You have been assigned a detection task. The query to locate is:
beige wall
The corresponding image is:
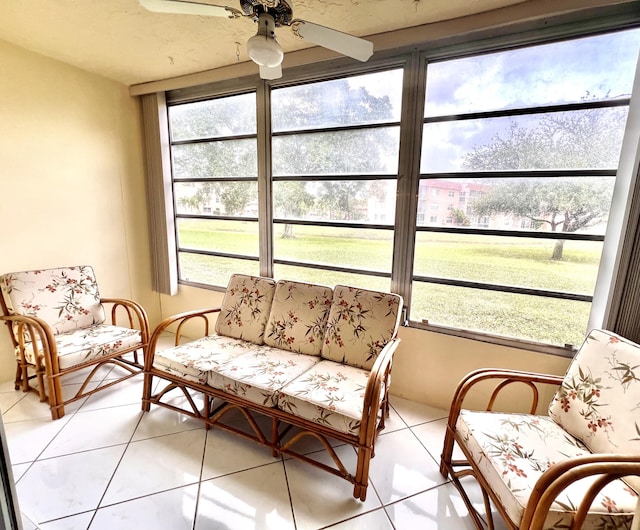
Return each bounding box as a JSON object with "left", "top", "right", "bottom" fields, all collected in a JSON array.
[
  {"left": 0, "top": 39, "right": 160, "bottom": 381},
  {"left": 392, "top": 327, "right": 570, "bottom": 411}
]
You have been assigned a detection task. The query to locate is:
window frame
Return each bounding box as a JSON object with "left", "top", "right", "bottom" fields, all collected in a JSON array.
[
  {"left": 167, "top": 88, "right": 262, "bottom": 288},
  {"left": 397, "top": 25, "right": 639, "bottom": 355},
  {"left": 268, "top": 66, "right": 405, "bottom": 286},
  {"left": 161, "top": 9, "right": 640, "bottom": 357}
]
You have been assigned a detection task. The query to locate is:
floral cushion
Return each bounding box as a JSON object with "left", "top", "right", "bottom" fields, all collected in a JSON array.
[
  {"left": 214, "top": 274, "right": 276, "bottom": 345},
  {"left": 549, "top": 329, "right": 640, "bottom": 452},
  {"left": 263, "top": 280, "right": 333, "bottom": 356},
  {"left": 321, "top": 285, "right": 402, "bottom": 370},
  {"left": 208, "top": 346, "right": 321, "bottom": 407},
  {"left": 20, "top": 325, "right": 142, "bottom": 370},
  {"left": 153, "top": 334, "right": 257, "bottom": 385},
  {"left": 1, "top": 265, "right": 105, "bottom": 335},
  {"left": 277, "top": 359, "right": 378, "bottom": 435},
  {"left": 548, "top": 329, "right": 640, "bottom": 491},
  {"left": 457, "top": 410, "right": 638, "bottom": 529}
]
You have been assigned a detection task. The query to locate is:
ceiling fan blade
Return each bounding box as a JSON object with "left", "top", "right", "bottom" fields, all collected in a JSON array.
[
  {"left": 260, "top": 64, "right": 282, "bottom": 80},
  {"left": 291, "top": 20, "right": 373, "bottom": 62},
  {"left": 139, "top": 0, "right": 242, "bottom": 18}
]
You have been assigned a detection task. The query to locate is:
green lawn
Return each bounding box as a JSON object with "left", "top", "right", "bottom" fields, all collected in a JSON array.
[{"left": 178, "top": 220, "right": 600, "bottom": 346}]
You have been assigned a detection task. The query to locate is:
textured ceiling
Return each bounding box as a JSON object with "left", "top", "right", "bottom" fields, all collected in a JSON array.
[{"left": 0, "top": 0, "right": 527, "bottom": 86}]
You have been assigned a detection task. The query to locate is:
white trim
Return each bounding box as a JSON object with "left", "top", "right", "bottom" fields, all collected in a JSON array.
[{"left": 589, "top": 49, "right": 640, "bottom": 332}]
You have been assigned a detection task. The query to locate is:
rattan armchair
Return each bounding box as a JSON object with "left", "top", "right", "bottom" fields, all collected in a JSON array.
[
  {"left": 0, "top": 265, "right": 149, "bottom": 420},
  {"left": 440, "top": 329, "right": 640, "bottom": 530}
]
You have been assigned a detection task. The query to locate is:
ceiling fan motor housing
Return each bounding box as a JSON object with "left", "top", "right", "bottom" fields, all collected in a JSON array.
[{"left": 240, "top": 0, "right": 293, "bottom": 26}]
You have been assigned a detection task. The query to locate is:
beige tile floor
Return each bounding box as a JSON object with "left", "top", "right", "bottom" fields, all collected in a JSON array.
[{"left": 0, "top": 358, "right": 497, "bottom": 530}]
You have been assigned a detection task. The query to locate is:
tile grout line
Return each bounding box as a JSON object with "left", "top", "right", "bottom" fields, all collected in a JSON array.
[{"left": 86, "top": 402, "right": 148, "bottom": 528}]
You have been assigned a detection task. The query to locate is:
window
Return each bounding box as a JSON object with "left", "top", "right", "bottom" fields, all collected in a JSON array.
[
  {"left": 163, "top": 19, "right": 640, "bottom": 353},
  {"left": 413, "top": 29, "right": 640, "bottom": 346},
  {"left": 270, "top": 70, "right": 403, "bottom": 289},
  {"left": 168, "top": 92, "right": 260, "bottom": 286}
]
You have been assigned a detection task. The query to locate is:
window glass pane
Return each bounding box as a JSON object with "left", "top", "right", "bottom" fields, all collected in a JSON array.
[
  {"left": 415, "top": 177, "right": 614, "bottom": 235},
  {"left": 274, "top": 224, "right": 393, "bottom": 272},
  {"left": 272, "top": 127, "right": 400, "bottom": 176},
  {"left": 421, "top": 108, "right": 628, "bottom": 173},
  {"left": 425, "top": 29, "right": 640, "bottom": 117},
  {"left": 177, "top": 219, "right": 259, "bottom": 256},
  {"left": 273, "top": 180, "right": 396, "bottom": 223},
  {"left": 174, "top": 182, "right": 258, "bottom": 216},
  {"left": 271, "top": 69, "right": 403, "bottom": 131},
  {"left": 275, "top": 264, "right": 391, "bottom": 292},
  {"left": 413, "top": 27, "right": 639, "bottom": 347},
  {"left": 414, "top": 232, "right": 603, "bottom": 293},
  {"left": 172, "top": 140, "right": 257, "bottom": 179},
  {"left": 179, "top": 254, "right": 258, "bottom": 286},
  {"left": 169, "top": 93, "right": 256, "bottom": 141},
  {"left": 412, "top": 282, "right": 590, "bottom": 347}
]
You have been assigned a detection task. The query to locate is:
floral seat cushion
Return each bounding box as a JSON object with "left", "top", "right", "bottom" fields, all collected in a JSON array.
[
  {"left": 263, "top": 280, "right": 333, "bottom": 356},
  {"left": 21, "top": 325, "right": 142, "bottom": 370},
  {"left": 0, "top": 265, "right": 106, "bottom": 337},
  {"left": 214, "top": 274, "right": 276, "bottom": 345},
  {"left": 321, "top": 285, "right": 402, "bottom": 370},
  {"left": 277, "top": 359, "right": 379, "bottom": 436},
  {"left": 208, "top": 346, "right": 321, "bottom": 407},
  {"left": 457, "top": 410, "right": 638, "bottom": 529},
  {"left": 153, "top": 334, "right": 258, "bottom": 385}
]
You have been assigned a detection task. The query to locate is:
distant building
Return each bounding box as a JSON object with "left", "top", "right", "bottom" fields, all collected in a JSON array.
[{"left": 416, "top": 179, "right": 486, "bottom": 227}]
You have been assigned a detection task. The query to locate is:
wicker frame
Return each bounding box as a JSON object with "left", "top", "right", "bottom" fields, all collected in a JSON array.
[
  {"left": 0, "top": 295, "right": 149, "bottom": 420},
  {"left": 142, "top": 306, "right": 400, "bottom": 501},
  {"left": 439, "top": 368, "right": 640, "bottom": 529}
]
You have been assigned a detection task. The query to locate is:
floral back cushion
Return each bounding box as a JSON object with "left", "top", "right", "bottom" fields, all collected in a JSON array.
[
  {"left": 214, "top": 274, "right": 276, "bottom": 345},
  {"left": 0, "top": 265, "right": 105, "bottom": 335},
  {"left": 321, "top": 285, "right": 403, "bottom": 370},
  {"left": 549, "top": 329, "right": 640, "bottom": 490},
  {"left": 263, "top": 280, "right": 333, "bottom": 356}
]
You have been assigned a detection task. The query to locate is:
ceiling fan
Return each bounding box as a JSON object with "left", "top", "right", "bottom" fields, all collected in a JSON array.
[{"left": 139, "top": 0, "right": 374, "bottom": 80}]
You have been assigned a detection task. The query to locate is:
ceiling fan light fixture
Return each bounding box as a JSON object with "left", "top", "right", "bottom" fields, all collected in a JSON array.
[
  {"left": 247, "top": 13, "right": 283, "bottom": 68},
  {"left": 247, "top": 33, "right": 283, "bottom": 67}
]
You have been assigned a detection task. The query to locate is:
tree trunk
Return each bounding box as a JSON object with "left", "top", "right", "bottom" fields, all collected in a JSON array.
[
  {"left": 551, "top": 239, "right": 565, "bottom": 260},
  {"left": 282, "top": 224, "right": 294, "bottom": 239}
]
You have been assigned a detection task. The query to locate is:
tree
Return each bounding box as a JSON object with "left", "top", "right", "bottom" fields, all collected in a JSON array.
[
  {"left": 273, "top": 182, "right": 315, "bottom": 238},
  {"left": 170, "top": 100, "right": 257, "bottom": 217},
  {"left": 316, "top": 181, "right": 369, "bottom": 221},
  {"left": 471, "top": 179, "right": 612, "bottom": 259},
  {"left": 270, "top": 79, "right": 397, "bottom": 224},
  {"left": 450, "top": 208, "right": 470, "bottom": 226},
  {"left": 171, "top": 78, "right": 397, "bottom": 237},
  {"left": 464, "top": 96, "right": 624, "bottom": 259}
]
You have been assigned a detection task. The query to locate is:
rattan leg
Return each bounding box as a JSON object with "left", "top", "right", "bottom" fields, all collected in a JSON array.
[
  {"left": 353, "top": 446, "right": 372, "bottom": 501},
  {"left": 141, "top": 372, "right": 153, "bottom": 412},
  {"left": 14, "top": 362, "right": 22, "bottom": 391}
]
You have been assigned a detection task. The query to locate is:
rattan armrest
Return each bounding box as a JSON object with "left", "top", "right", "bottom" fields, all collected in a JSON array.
[
  {"left": 146, "top": 307, "right": 223, "bottom": 368},
  {"left": 522, "top": 454, "right": 640, "bottom": 529},
  {"left": 101, "top": 297, "right": 150, "bottom": 341},
  {"left": 360, "top": 338, "right": 401, "bottom": 443}
]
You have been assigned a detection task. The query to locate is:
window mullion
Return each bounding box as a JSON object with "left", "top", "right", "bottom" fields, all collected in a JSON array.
[
  {"left": 257, "top": 81, "right": 274, "bottom": 278},
  {"left": 391, "top": 52, "right": 426, "bottom": 305}
]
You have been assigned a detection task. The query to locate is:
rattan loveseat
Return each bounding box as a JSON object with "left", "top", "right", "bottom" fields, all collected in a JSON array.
[{"left": 142, "top": 273, "right": 403, "bottom": 500}]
